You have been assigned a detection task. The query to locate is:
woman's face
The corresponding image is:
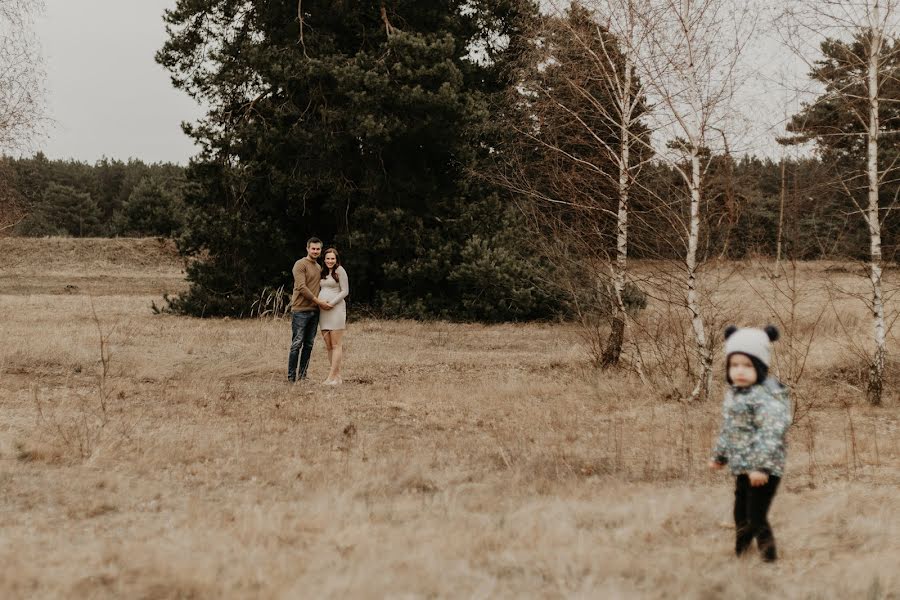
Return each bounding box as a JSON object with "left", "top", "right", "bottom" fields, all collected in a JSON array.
[{"left": 324, "top": 252, "right": 337, "bottom": 269}]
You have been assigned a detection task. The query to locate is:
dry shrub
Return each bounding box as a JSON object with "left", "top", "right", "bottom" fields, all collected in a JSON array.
[
  {"left": 249, "top": 284, "right": 290, "bottom": 319},
  {"left": 29, "top": 387, "right": 108, "bottom": 461},
  {"left": 601, "top": 260, "right": 739, "bottom": 401},
  {"left": 18, "top": 300, "right": 139, "bottom": 463}
]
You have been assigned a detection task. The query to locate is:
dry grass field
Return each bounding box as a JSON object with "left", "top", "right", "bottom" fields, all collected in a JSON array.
[{"left": 0, "top": 237, "right": 898, "bottom": 599}]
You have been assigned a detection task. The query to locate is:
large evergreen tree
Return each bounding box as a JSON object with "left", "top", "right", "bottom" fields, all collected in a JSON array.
[{"left": 156, "top": 0, "right": 556, "bottom": 319}]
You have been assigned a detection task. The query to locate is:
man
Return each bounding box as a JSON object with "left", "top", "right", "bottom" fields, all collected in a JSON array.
[{"left": 288, "top": 237, "right": 332, "bottom": 382}]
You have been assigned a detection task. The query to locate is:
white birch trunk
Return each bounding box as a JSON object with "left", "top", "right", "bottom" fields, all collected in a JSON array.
[
  {"left": 602, "top": 59, "right": 632, "bottom": 367},
  {"left": 776, "top": 156, "right": 786, "bottom": 267},
  {"left": 866, "top": 9, "right": 885, "bottom": 405},
  {"left": 687, "top": 146, "right": 711, "bottom": 401},
  {"left": 615, "top": 116, "right": 629, "bottom": 302}
]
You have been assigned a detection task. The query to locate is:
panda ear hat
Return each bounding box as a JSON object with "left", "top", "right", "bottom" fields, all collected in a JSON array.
[{"left": 724, "top": 324, "right": 778, "bottom": 368}]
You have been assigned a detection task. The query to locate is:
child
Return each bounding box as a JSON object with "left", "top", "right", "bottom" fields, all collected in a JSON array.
[{"left": 709, "top": 325, "right": 791, "bottom": 562}]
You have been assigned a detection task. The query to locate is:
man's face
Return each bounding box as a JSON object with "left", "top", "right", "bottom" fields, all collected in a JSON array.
[{"left": 307, "top": 243, "right": 322, "bottom": 260}]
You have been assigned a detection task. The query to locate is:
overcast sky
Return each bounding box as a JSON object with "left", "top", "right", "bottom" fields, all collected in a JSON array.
[
  {"left": 32, "top": 0, "right": 814, "bottom": 165},
  {"left": 36, "top": 0, "right": 201, "bottom": 164}
]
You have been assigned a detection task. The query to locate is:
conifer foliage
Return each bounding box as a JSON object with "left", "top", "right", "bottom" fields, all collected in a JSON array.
[{"left": 156, "top": 0, "right": 560, "bottom": 318}]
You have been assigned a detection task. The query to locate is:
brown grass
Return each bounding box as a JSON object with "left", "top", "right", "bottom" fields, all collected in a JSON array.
[{"left": 0, "top": 239, "right": 898, "bottom": 599}]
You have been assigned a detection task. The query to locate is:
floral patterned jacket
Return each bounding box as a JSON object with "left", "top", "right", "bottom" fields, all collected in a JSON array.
[{"left": 711, "top": 378, "right": 792, "bottom": 477}]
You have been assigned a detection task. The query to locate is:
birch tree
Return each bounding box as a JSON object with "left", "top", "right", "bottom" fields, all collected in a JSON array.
[
  {"left": 0, "top": 0, "right": 43, "bottom": 234},
  {"left": 565, "top": 0, "right": 659, "bottom": 366},
  {"left": 781, "top": 0, "right": 900, "bottom": 405},
  {"left": 494, "top": 2, "right": 653, "bottom": 366},
  {"left": 631, "top": 0, "right": 754, "bottom": 401},
  {"left": 0, "top": 0, "right": 44, "bottom": 154},
  {"left": 496, "top": 0, "right": 750, "bottom": 387}
]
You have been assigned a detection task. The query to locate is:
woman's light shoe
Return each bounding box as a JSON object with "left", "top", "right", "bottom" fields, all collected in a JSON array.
[{"left": 323, "top": 378, "right": 340, "bottom": 386}]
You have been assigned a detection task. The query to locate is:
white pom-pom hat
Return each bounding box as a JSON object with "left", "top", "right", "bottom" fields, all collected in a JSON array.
[{"left": 724, "top": 325, "right": 779, "bottom": 367}]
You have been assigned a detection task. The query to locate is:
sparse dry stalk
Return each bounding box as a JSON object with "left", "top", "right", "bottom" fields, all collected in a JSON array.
[
  {"left": 250, "top": 284, "right": 289, "bottom": 320},
  {"left": 841, "top": 397, "right": 860, "bottom": 478},
  {"left": 872, "top": 421, "right": 880, "bottom": 467},
  {"left": 802, "top": 416, "right": 818, "bottom": 486},
  {"left": 26, "top": 298, "right": 119, "bottom": 460},
  {"left": 89, "top": 297, "right": 111, "bottom": 422}
]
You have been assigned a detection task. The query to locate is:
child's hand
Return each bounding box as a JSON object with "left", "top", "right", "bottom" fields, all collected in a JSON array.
[
  {"left": 749, "top": 470, "right": 769, "bottom": 487},
  {"left": 708, "top": 460, "right": 724, "bottom": 471}
]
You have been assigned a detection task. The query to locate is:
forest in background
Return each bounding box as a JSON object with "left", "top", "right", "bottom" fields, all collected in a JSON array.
[
  {"left": 1, "top": 154, "right": 187, "bottom": 238},
  {"left": 1, "top": 149, "right": 895, "bottom": 313}
]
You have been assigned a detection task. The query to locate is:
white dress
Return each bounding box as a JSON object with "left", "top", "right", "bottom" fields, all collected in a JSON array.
[{"left": 318, "top": 266, "right": 349, "bottom": 330}]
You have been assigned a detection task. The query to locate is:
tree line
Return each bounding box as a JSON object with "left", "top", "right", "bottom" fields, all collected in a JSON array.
[
  {"left": 4, "top": 148, "right": 896, "bottom": 262},
  {"left": 1, "top": 154, "right": 187, "bottom": 237}
]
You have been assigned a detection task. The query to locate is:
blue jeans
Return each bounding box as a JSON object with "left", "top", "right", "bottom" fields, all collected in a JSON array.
[{"left": 288, "top": 310, "right": 319, "bottom": 381}]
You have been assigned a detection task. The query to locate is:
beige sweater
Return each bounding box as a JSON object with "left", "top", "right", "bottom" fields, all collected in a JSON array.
[{"left": 291, "top": 257, "right": 321, "bottom": 312}]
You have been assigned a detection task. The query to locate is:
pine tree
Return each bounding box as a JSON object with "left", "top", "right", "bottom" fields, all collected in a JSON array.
[
  {"left": 157, "top": 0, "right": 550, "bottom": 318},
  {"left": 123, "top": 177, "right": 184, "bottom": 237},
  {"left": 19, "top": 182, "right": 101, "bottom": 237}
]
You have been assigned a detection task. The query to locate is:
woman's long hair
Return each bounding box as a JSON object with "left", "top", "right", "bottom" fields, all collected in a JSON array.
[{"left": 321, "top": 247, "right": 341, "bottom": 284}]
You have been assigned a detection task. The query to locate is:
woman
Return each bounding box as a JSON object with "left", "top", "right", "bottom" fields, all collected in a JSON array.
[{"left": 317, "top": 248, "right": 349, "bottom": 385}]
